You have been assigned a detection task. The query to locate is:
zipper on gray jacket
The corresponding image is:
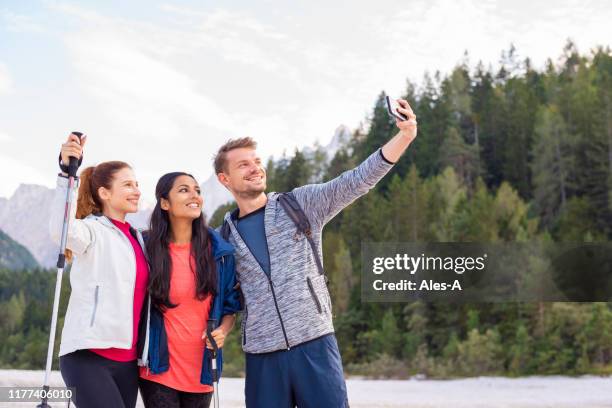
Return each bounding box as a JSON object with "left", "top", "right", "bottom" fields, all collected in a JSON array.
[
  {"left": 230, "top": 219, "right": 291, "bottom": 350},
  {"left": 242, "top": 305, "right": 248, "bottom": 346},
  {"left": 306, "top": 277, "right": 323, "bottom": 314},
  {"left": 90, "top": 285, "right": 99, "bottom": 327},
  {"left": 267, "top": 277, "right": 290, "bottom": 350}
]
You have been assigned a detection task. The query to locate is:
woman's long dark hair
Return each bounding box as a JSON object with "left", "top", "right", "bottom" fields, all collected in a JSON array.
[{"left": 147, "top": 172, "right": 217, "bottom": 311}]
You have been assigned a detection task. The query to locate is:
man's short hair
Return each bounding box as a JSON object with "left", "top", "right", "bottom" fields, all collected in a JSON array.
[{"left": 214, "top": 137, "right": 258, "bottom": 174}]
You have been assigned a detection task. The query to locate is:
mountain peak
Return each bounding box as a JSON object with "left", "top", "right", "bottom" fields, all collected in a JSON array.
[
  {"left": 10, "top": 183, "right": 53, "bottom": 200},
  {"left": 326, "top": 124, "right": 352, "bottom": 156}
]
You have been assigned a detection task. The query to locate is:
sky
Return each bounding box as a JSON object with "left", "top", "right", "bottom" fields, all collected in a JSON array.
[{"left": 0, "top": 0, "right": 610, "bottom": 201}]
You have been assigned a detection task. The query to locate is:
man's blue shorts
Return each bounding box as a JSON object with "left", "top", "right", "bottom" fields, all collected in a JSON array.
[{"left": 245, "top": 333, "right": 349, "bottom": 408}]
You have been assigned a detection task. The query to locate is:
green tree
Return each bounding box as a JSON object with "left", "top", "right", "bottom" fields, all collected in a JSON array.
[
  {"left": 453, "top": 179, "right": 499, "bottom": 241},
  {"left": 379, "top": 309, "right": 402, "bottom": 356},
  {"left": 455, "top": 328, "right": 504, "bottom": 376},
  {"left": 509, "top": 323, "right": 533, "bottom": 375},
  {"left": 2, "top": 291, "right": 26, "bottom": 332},
  {"left": 554, "top": 196, "right": 605, "bottom": 241},
  {"left": 386, "top": 166, "right": 428, "bottom": 242},
  {"left": 531, "top": 105, "right": 576, "bottom": 227},
  {"left": 208, "top": 201, "right": 237, "bottom": 228},
  {"left": 493, "top": 182, "right": 537, "bottom": 241},
  {"left": 402, "top": 301, "right": 428, "bottom": 359},
  {"left": 322, "top": 232, "right": 353, "bottom": 315},
  {"left": 428, "top": 167, "right": 467, "bottom": 241},
  {"left": 439, "top": 127, "right": 479, "bottom": 190},
  {"left": 278, "top": 149, "right": 312, "bottom": 191},
  {"left": 357, "top": 92, "right": 397, "bottom": 166}
]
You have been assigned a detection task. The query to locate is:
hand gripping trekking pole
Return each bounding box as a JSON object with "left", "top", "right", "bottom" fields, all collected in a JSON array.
[
  {"left": 38, "top": 132, "right": 83, "bottom": 408},
  {"left": 206, "top": 319, "right": 220, "bottom": 408}
]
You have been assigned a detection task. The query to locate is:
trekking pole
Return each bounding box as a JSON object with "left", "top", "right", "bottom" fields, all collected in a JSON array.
[
  {"left": 206, "top": 319, "right": 220, "bottom": 408},
  {"left": 38, "top": 132, "right": 83, "bottom": 408}
]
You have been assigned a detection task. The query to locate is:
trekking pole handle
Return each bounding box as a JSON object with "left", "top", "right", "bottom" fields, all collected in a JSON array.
[
  {"left": 68, "top": 132, "right": 83, "bottom": 178},
  {"left": 206, "top": 319, "right": 219, "bottom": 383},
  {"left": 206, "top": 319, "right": 219, "bottom": 355}
]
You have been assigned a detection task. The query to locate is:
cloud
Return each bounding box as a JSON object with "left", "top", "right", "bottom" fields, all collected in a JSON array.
[
  {"left": 57, "top": 4, "right": 295, "bottom": 76},
  {"left": 0, "top": 130, "right": 11, "bottom": 142},
  {"left": 0, "top": 10, "right": 44, "bottom": 33},
  {"left": 0, "top": 154, "right": 51, "bottom": 198},
  {"left": 54, "top": 6, "right": 239, "bottom": 138},
  {"left": 160, "top": 4, "right": 288, "bottom": 40},
  {"left": 67, "top": 31, "right": 238, "bottom": 136},
  {"left": 52, "top": 4, "right": 361, "bottom": 166},
  {"left": 358, "top": 0, "right": 507, "bottom": 95},
  {"left": 366, "top": 0, "right": 612, "bottom": 94},
  {"left": 2, "top": 0, "right": 609, "bottom": 201},
  {"left": 0, "top": 63, "right": 12, "bottom": 95}
]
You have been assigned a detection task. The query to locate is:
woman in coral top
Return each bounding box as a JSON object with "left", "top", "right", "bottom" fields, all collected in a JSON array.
[{"left": 139, "top": 172, "right": 240, "bottom": 408}]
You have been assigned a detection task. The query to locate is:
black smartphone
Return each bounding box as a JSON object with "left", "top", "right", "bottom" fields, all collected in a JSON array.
[{"left": 385, "top": 95, "right": 408, "bottom": 121}]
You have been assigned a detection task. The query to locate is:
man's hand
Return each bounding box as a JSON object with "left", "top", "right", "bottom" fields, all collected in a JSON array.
[
  {"left": 203, "top": 327, "right": 226, "bottom": 349},
  {"left": 381, "top": 99, "right": 418, "bottom": 163},
  {"left": 395, "top": 99, "right": 417, "bottom": 144}
]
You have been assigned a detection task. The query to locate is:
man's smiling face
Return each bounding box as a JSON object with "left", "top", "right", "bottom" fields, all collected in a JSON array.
[{"left": 220, "top": 147, "right": 267, "bottom": 198}]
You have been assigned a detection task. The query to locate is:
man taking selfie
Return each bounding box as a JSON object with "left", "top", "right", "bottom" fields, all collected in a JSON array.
[{"left": 215, "top": 99, "right": 418, "bottom": 407}]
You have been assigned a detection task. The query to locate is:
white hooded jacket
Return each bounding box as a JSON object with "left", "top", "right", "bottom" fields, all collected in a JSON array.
[{"left": 49, "top": 175, "right": 150, "bottom": 361}]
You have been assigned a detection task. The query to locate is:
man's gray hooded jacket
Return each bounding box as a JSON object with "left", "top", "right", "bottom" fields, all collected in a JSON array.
[{"left": 223, "top": 149, "right": 394, "bottom": 354}]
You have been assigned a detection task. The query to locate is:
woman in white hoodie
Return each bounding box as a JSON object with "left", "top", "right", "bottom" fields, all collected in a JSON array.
[{"left": 49, "top": 133, "right": 149, "bottom": 408}]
